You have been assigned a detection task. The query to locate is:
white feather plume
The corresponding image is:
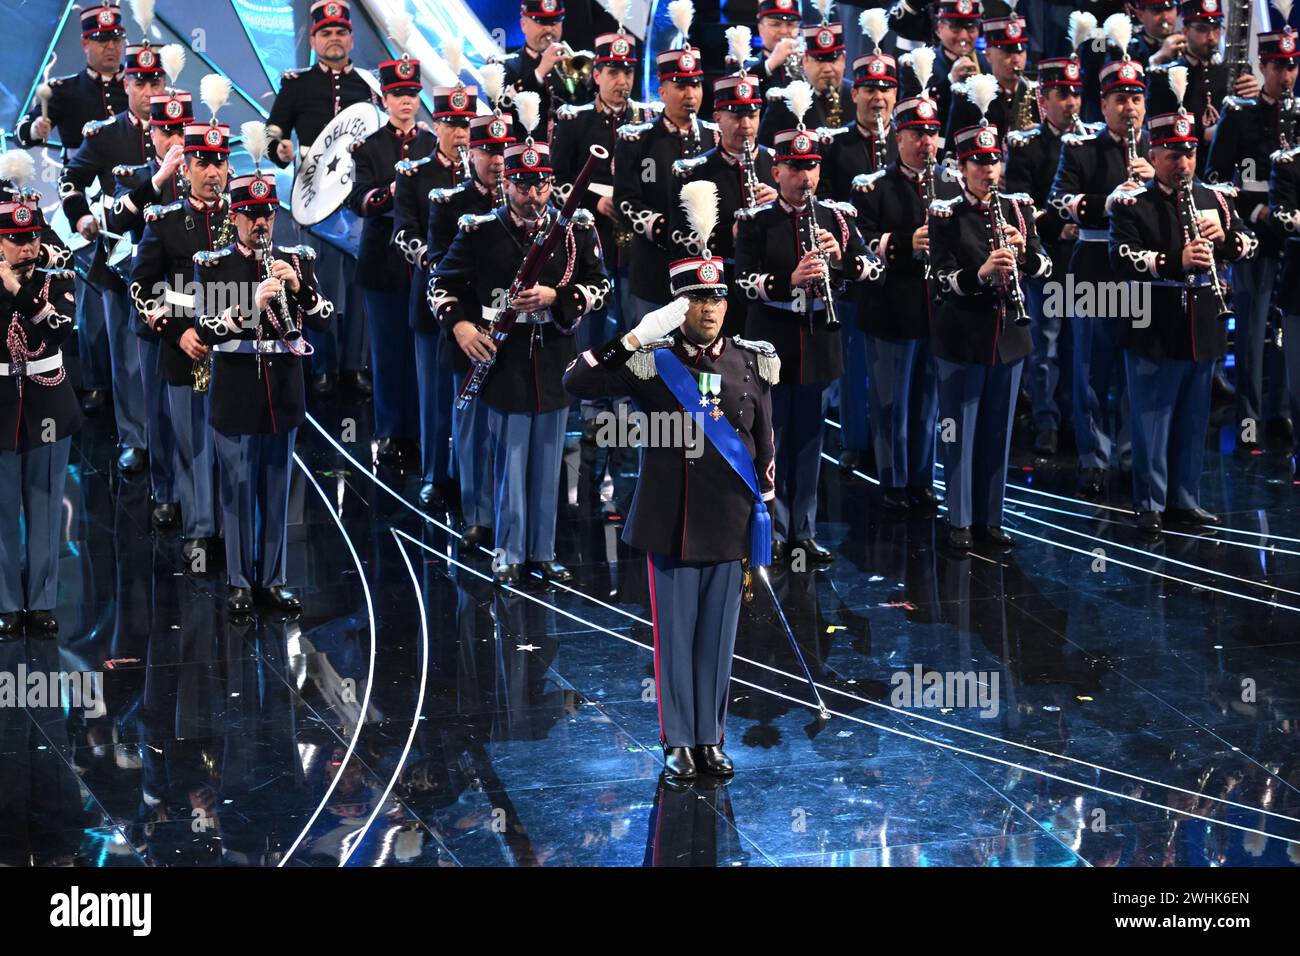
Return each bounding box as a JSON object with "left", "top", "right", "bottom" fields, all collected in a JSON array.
[
  {"left": 679, "top": 180, "right": 720, "bottom": 255},
  {"left": 241, "top": 121, "right": 268, "bottom": 166},
  {"left": 481, "top": 62, "right": 507, "bottom": 107},
  {"left": 668, "top": 0, "right": 694, "bottom": 43},
  {"left": 1276, "top": 1, "right": 1295, "bottom": 22},
  {"left": 129, "top": 0, "right": 155, "bottom": 36},
  {"left": 1167, "top": 64, "right": 1188, "bottom": 108},
  {"left": 860, "top": 9, "right": 888, "bottom": 51},
  {"left": 0, "top": 150, "right": 36, "bottom": 187},
  {"left": 388, "top": 9, "right": 414, "bottom": 53},
  {"left": 199, "top": 74, "right": 232, "bottom": 120},
  {"left": 161, "top": 44, "right": 185, "bottom": 85},
  {"left": 816, "top": 0, "right": 835, "bottom": 21},
  {"left": 965, "top": 73, "right": 999, "bottom": 117},
  {"left": 726, "top": 25, "right": 752, "bottom": 68},
  {"left": 515, "top": 90, "right": 542, "bottom": 137},
  {"left": 908, "top": 46, "right": 935, "bottom": 90},
  {"left": 1068, "top": 11, "right": 1097, "bottom": 51},
  {"left": 780, "top": 79, "right": 815, "bottom": 127},
  {"left": 1104, "top": 12, "right": 1132, "bottom": 54},
  {"left": 443, "top": 37, "right": 463, "bottom": 81},
  {"left": 610, "top": 0, "right": 630, "bottom": 29}
]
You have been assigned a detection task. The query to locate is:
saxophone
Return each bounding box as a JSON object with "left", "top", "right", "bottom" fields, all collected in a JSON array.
[
  {"left": 192, "top": 210, "right": 233, "bottom": 393},
  {"left": 826, "top": 83, "right": 842, "bottom": 128},
  {"left": 1012, "top": 69, "right": 1036, "bottom": 133}
]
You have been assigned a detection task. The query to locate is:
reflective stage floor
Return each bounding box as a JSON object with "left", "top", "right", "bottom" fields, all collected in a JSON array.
[{"left": 4, "top": 391, "right": 1299, "bottom": 868}]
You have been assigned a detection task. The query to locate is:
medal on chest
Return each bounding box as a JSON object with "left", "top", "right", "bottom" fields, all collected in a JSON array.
[{"left": 697, "top": 370, "right": 724, "bottom": 420}]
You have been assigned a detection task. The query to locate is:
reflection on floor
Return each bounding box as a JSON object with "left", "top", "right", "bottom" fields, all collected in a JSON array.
[{"left": 3, "top": 391, "right": 1299, "bottom": 868}]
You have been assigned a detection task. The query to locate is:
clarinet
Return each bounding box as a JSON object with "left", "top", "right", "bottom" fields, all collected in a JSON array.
[
  {"left": 455, "top": 144, "right": 471, "bottom": 183},
  {"left": 740, "top": 136, "right": 761, "bottom": 210},
  {"left": 1174, "top": 172, "right": 1233, "bottom": 321},
  {"left": 684, "top": 108, "right": 700, "bottom": 159},
  {"left": 799, "top": 185, "right": 839, "bottom": 329},
  {"left": 1066, "top": 110, "right": 1086, "bottom": 135},
  {"left": 986, "top": 185, "right": 1030, "bottom": 331},
  {"left": 920, "top": 152, "right": 936, "bottom": 279},
  {"left": 872, "top": 109, "right": 888, "bottom": 171},
  {"left": 257, "top": 231, "right": 299, "bottom": 341},
  {"left": 1125, "top": 116, "right": 1142, "bottom": 183}
]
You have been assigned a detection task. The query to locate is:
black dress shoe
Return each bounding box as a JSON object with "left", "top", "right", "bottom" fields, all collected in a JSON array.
[
  {"left": 375, "top": 437, "right": 401, "bottom": 465},
  {"left": 1034, "top": 428, "right": 1059, "bottom": 456},
  {"left": 793, "top": 538, "right": 834, "bottom": 564},
  {"left": 692, "top": 744, "right": 734, "bottom": 777},
  {"left": 909, "top": 486, "right": 940, "bottom": 508},
  {"left": 662, "top": 746, "right": 698, "bottom": 781},
  {"left": 311, "top": 372, "right": 337, "bottom": 396},
  {"left": 881, "top": 487, "right": 910, "bottom": 511},
  {"left": 25, "top": 610, "right": 58, "bottom": 634},
  {"left": 227, "top": 587, "right": 254, "bottom": 614},
  {"left": 1135, "top": 510, "right": 1162, "bottom": 536},
  {"left": 535, "top": 560, "right": 573, "bottom": 583},
  {"left": 973, "top": 525, "right": 1014, "bottom": 547},
  {"left": 1164, "top": 506, "right": 1221, "bottom": 528},
  {"left": 460, "top": 525, "right": 492, "bottom": 549},
  {"left": 117, "top": 446, "right": 147, "bottom": 473},
  {"left": 494, "top": 563, "right": 522, "bottom": 585},
  {"left": 417, "top": 482, "right": 443, "bottom": 510},
  {"left": 151, "top": 501, "right": 179, "bottom": 529},
  {"left": 255, "top": 587, "right": 302, "bottom": 613},
  {"left": 948, "top": 525, "right": 973, "bottom": 551},
  {"left": 80, "top": 389, "right": 106, "bottom": 415},
  {"left": 0, "top": 611, "right": 22, "bottom": 635},
  {"left": 1075, "top": 467, "right": 1105, "bottom": 501},
  {"left": 342, "top": 369, "right": 372, "bottom": 397}
]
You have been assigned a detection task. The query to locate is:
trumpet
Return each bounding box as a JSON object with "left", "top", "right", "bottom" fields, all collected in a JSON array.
[
  {"left": 782, "top": 38, "right": 806, "bottom": 82},
  {"left": 551, "top": 43, "right": 594, "bottom": 95}
]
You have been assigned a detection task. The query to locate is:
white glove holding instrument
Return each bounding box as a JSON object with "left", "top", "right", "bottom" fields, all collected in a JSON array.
[{"left": 622, "top": 297, "right": 689, "bottom": 351}]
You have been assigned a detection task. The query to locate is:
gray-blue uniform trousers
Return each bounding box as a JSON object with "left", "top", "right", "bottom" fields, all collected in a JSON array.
[
  {"left": 929, "top": 190, "right": 1051, "bottom": 529},
  {"left": 393, "top": 150, "right": 464, "bottom": 491},
  {"left": 852, "top": 161, "right": 961, "bottom": 491},
  {"left": 265, "top": 63, "right": 373, "bottom": 377},
  {"left": 1108, "top": 179, "right": 1255, "bottom": 512},
  {"left": 346, "top": 122, "right": 433, "bottom": 443},
  {"left": 0, "top": 269, "right": 80, "bottom": 614},
  {"left": 423, "top": 176, "right": 498, "bottom": 530},
  {"left": 430, "top": 205, "right": 610, "bottom": 567},
  {"left": 108, "top": 160, "right": 181, "bottom": 508},
  {"left": 193, "top": 242, "right": 334, "bottom": 589},
  {"left": 129, "top": 193, "right": 230, "bottom": 541},
  {"left": 1049, "top": 124, "right": 1150, "bottom": 471},
  {"left": 1206, "top": 95, "right": 1292, "bottom": 433},
  {"left": 1272, "top": 146, "right": 1300, "bottom": 434},
  {"left": 59, "top": 111, "right": 152, "bottom": 452},
  {"left": 734, "top": 197, "right": 882, "bottom": 543},
  {"left": 15, "top": 66, "right": 128, "bottom": 398},
  {"left": 563, "top": 330, "right": 779, "bottom": 747}
]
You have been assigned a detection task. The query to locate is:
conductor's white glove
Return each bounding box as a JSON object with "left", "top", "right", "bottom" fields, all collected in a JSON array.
[{"left": 623, "top": 297, "right": 689, "bottom": 350}]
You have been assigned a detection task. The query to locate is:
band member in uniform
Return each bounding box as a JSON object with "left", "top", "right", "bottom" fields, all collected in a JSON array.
[
  {"left": 0, "top": 199, "right": 80, "bottom": 636},
  {"left": 107, "top": 71, "right": 189, "bottom": 531},
  {"left": 563, "top": 184, "right": 778, "bottom": 780},
  {"left": 1205, "top": 23, "right": 1298, "bottom": 452},
  {"left": 1049, "top": 25, "right": 1151, "bottom": 501},
  {"left": 929, "top": 82, "right": 1051, "bottom": 551},
  {"left": 927, "top": 0, "right": 990, "bottom": 146},
  {"left": 500, "top": 0, "right": 593, "bottom": 131},
  {"left": 1005, "top": 54, "right": 1086, "bottom": 456},
  {"left": 59, "top": 20, "right": 168, "bottom": 473},
  {"left": 952, "top": 9, "right": 1037, "bottom": 153},
  {"left": 1109, "top": 90, "right": 1256, "bottom": 534},
  {"left": 392, "top": 62, "right": 475, "bottom": 510},
  {"left": 193, "top": 172, "right": 334, "bottom": 615},
  {"left": 853, "top": 88, "right": 957, "bottom": 510},
  {"left": 15, "top": 2, "right": 127, "bottom": 418},
  {"left": 1075, "top": 5, "right": 1183, "bottom": 123},
  {"left": 753, "top": 0, "right": 805, "bottom": 96},
  {"left": 615, "top": 7, "right": 717, "bottom": 325},
  {"left": 431, "top": 122, "right": 610, "bottom": 585},
  {"left": 265, "top": 0, "right": 373, "bottom": 397},
  {"left": 346, "top": 33, "right": 433, "bottom": 470},
  {"left": 1272, "top": 136, "right": 1300, "bottom": 475},
  {"left": 735, "top": 85, "right": 883, "bottom": 563},
  {"left": 818, "top": 11, "right": 900, "bottom": 202},
  {"left": 425, "top": 110, "right": 515, "bottom": 549},
  {"left": 670, "top": 67, "right": 778, "bottom": 338},
  {"left": 129, "top": 83, "right": 234, "bottom": 570},
  {"left": 757, "top": 6, "right": 851, "bottom": 146}
]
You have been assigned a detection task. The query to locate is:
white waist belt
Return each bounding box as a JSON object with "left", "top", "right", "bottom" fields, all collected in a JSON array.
[
  {"left": 481, "top": 306, "right": 550, "bottom": 325},
  {"left": 164, "top": 288, "right": 196, "bottom": 308},
  {"left": 587, "top": 182, "right": 614, "bottom": 198},
  {"left": 1240, "top": 181, "right": 1269, "bottom": 193},
  {"left": 0, "top": 352, "right": 63, "bottom": 377},
  {"left": 212, "top": 339, "right": 299, "bottom": 354},
  {"left": 1077, "top": 229, "right": 1108, "bottom": 242}
]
